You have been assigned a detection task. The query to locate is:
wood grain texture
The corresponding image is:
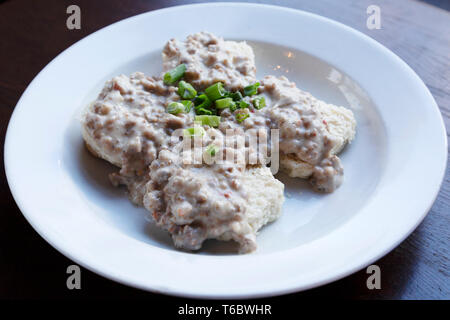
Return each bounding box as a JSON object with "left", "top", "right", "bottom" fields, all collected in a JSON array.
[{"left": 0, "top": 0, "right": 448, "bottom": 300}]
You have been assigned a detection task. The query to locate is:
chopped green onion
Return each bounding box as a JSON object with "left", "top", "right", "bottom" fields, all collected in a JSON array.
[
  {"left": 252, "top": 96, "right": 266, "bottom": 110},
  {"left": 205, "top": 144, "right": 219, "bottom": 156},
  {"left": 183, "top": 126, "right": 205, "bottom": 137},
  {"left": 181, "top": 100, "right": 194, "bottom": 112},
  {"left": 194, "top": 94, "right": 214, "bottom": 115},
  {"left": 215, "top": 97, "right": 236, "bottom": 110},
  {"left": 194, "top": 94, "right": 212, "bottom": 108},
  {"left": 229, "top": 103, "right": 238, "bottom": 112},
  {"left": 228, "top": 91, "right": 243, "bottom": 101},
  {"left": 163, "top": 64, "right": 186, "bottom": 85},
  {"left": 239, "top": 100, "right": 250, "bottom": 109},
  {"left": 243, "top": 82, "right": 260, "bottom": 96},
  {"left": 205, "top": 82, "right": 226, "bottom": 101},
  {"left": 195, "top": 115, "right": 221, "bottom": 127},
  {"left": 236, "top": 111, "right": 250, "bottom": 123},
  {"left": 178, "top": 81, "right": 197, "bottom": 99},
  {"left": 196, "top": 107, "right": 214, "bottom": 115},
  {"left": 167, "top": 102, "right": 185, "bottom": 114}
]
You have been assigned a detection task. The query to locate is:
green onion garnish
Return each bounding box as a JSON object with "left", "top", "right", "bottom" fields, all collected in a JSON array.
[
  {"left": 239, "top": 100, "right": 250, "bottom": 109},
  {"left": 228, "top": 91, "right": 243, "bottom": 101},
  {"left": 163, "top": 64, "right": 186, "bottom": 85},
  {"left": 194, "top": 94, "right": 214, "bottom": 115},
  {"left": 194, "top": 94, "right": 212, "bottom": 108},
  {"left": 252, "top": 96, "right": 266, "bottom": 110},
  {"left": 205, "top": 82, "right": 226, "bottom": 101},
  {"left": 205, "top": 144, "right": 219, "bottom": 156},
  {"left": 196, "top": 107, "right": 214, "bottom": 115},
  {"left": 215, "top": 97, "right": 236, "bottom": 110},
  {"left": 195, "top": 115, "right": 221, "bottom": 127},
  {"left": 167, "top": 102, "right": 185, "bottom": 114},
  {"left": 183, "top": 126, "right": 206, "bottom": 137},
  {"left": 178, "top": 81, "right": 197, "bottom": 99},
  {"left": 181, "top": 100, "right": 194, "bottom": 112},
  {"left": 236, "top": 111, "right": 250, "bottom": 123},
  {"left": 243, "top": 82, "right": 260, "bottom": 96}
]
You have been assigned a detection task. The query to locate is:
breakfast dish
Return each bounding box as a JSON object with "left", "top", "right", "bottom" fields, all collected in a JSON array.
[
  {"left": 82, "top": 32, "right": 356, "bottom": 253},
  {"left": 7, "top": 3, "right": 446, "bottom": 296},
  {"left": 162, "top": 32, "right": 257, "bottom": 91},
  {"left": 145, "top": 130, "right": 284, "bottom": 253}
]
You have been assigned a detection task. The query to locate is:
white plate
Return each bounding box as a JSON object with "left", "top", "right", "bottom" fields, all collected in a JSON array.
[{"left": 4, "top": 3, "right": 447, "bottom": 298}]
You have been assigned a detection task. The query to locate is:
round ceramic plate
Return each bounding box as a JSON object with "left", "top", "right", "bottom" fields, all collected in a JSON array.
[{"left": 4, "top": 3, "right": 447, "bottom": 298}]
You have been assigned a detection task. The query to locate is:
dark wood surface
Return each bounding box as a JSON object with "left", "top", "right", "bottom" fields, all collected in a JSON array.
[{"left": 0, "top": 0, "right": 448, "bottom": 300}]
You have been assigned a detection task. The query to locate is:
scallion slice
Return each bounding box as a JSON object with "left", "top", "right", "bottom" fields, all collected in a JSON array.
[
  {"left": 183, "top": 126, "right": 206, "bottom": 137},
  {"left": 194, "top": 94, "right": 213, "bottom": 115},
  {"left": 239, "top": 100, "right": 250, "bottom": 109},
  {"left": 252, "top": 96, "right": 266, "bottom": 110},
  {"left": 205, "top": 144, "right": 219, "bottom": 156},
  {"left": 229, "top": 91, "right": 243, "bottom": 101},
  {"left": 163, "top": 64, "right": 186, "bottom": 85},
  {"left": 215, "top": 97, "right": 235, "bottom": 110},
  {"left": 243, "top": 82, "right": 260, "bottom": 96},
  {"left": 178, "top": 81, "right": 197, "bottom": 99},
  {"left": 196, "top": 107, "right": 214, "bottom": 115},
  {"left": 194, "top": 94, "right": 212, "bottom": 108},
  {"left": 205, "top": 82, "right": 226, "bottom": 101},
  {"left": 195, "top": 115, "right": 221, "bottom": 127},
  {"left": 236, "top": 111, "right": 250, "bottom": 123},
  {"left": 181, "top": 100, "right": 194, "bottom": 112},
  {"left": 167, "top": 102, "right": 185, "bottom": 114}
]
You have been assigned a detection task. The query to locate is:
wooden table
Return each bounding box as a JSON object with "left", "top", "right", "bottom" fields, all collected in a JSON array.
[{"left": 0, "top": 0, "right": 448, "bottom": 300}]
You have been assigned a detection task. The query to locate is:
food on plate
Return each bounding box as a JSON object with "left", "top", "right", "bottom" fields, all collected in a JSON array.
[
  {"left": 162, "top": 32, "right": 256, "bottom": 91},
  {"left": 81, "top": 32, "right": 356, "bottom": 253},
  {"left": 144, "top": 129, "right": 283, "bottom": 253},
  {"left": 82, "top": 72, "right": 193, "bottom": 176},
  {"left": 217, "top": 75, "right": 356, "bottom": 192}
]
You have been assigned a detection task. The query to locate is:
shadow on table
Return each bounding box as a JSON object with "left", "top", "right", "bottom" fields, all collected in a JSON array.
[{"left": 418, "top": 0, "right": 450, "bottom": 10}]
